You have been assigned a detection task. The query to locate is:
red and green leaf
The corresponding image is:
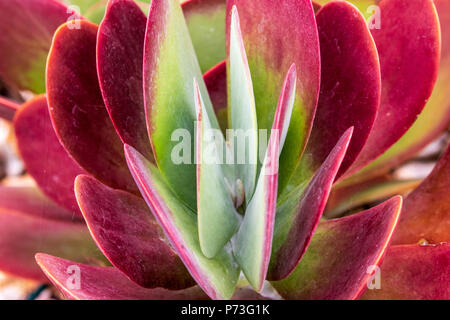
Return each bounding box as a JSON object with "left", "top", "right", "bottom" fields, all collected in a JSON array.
[
  {"left": 226, "top": 0, "right": 320, "bottom": 193},
  {"left": 47, "top": 20, "right": 138, "bottom": 194},
  {"left": 361, "top": 244, "right": 450, "bottom": 300},
  {"left": 272, "top": 197, "right": 402, "bottom": 300},
  {"left": 0, "top": 0, "right": 81, "bottom": 93},
  {"left": 97, "top": 0, "right": 154, "bottom": 161},
  {"left": 234, "top": 65, "right": 296, "bottom": 291},
  {"left": 268, "top": 128, "right": 353, "bottom": 281},
  {"left": 14, "top": 95, "right": 86, "bottom": 216},
  {"left": 144, "top": 0, "right": 219, "bottom": 209},
  {"left": 125, "top": 145, "right": 239, "bottom": 300}
]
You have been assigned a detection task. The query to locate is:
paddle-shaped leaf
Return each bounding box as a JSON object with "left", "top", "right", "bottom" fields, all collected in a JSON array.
[
  {"left": 226, "top": 0, "right": 320, "bottom": 192},
  {"left": 272, "top": 196, "right": 402, "bottom": 299},
  {"left": 0, "top": 96, "right": 19, "bottom": 121},
  {"left": 144, "top": 0, "right": 219, "bottom": 209},
  {"left": 268, "top": 128, "right": 353, "bottom": 281},
  {"left": 345, "top": 0, "right": 441, "bottom": 176},
  {"left": 183, "top": 0, "right": 227, "bottom": 73},
  {"left": 75, "top": 174, "right": 195, "bottom": 289},
  {"left": 392, "top": 142, "right": 450, "bottom": 245},
  {"left": 361, "top": 244, "right": 450, "bottom": 300},
  {"left": 47, "top": 20, "right": 138, "bottom": 194},
  {"left": 0, "top": 210, "right": 105, "bottom": 281},
  {"left": 234, "top": 65, "right": 296, "bottom": 291},
  {"left": 347, "top": 0, "right": 450, "bottom": 181},
  {"left": 228, "top": 6, "right": 258, "bottom": 203},
  {"left": 0, "top": 0, "right": 80, "bottom": 93},
  {"left": 195, "top": 80, "right": 239, "bottom": 258},
  {"left": 291, "top": 1, "right": 380, "bottom": 185},
  {"left": 14, "top": 95, "right": 86, "bottom": 216},
  {"left": 36, "top": 254, "right": 210, "bottom": 300},
  {"left": 125, "top": 145, "right": 239, "bottom": 300},
  {"left": 97, "top": 0, "right": 154, "bottom": 161}
]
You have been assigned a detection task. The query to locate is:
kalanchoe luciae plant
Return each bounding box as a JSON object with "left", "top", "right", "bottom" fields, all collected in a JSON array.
[{"left": 0, "top": 0, "right": 449, "bottom": 300}]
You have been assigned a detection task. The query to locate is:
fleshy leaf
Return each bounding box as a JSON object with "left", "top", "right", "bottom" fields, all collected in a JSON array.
[
  {"left": 268, "top": 128, "right": 353, "bottom": 281},
  {"left": 75, "top": 174, "right": 195, "bottom": 289},
  {"left": 143, "top": 0, "right": 219, "bottom": 209},
  {"left": 97, "top": 0, "right": 154, "bottom": 161},
  {"left": 0, "top": 186, "right": 78, "bottom": 222},
  {"left": 47, "top": 20, "right": 138, "bottom": 193},
  {"left": 0, "top": 0, "right": 80, "bottom": 93},
  {"left": 183, "top": 0, "right": 227, "bottom": 73},
  {"left": 391, "top": 143, "right": 450, "bottom": 245},
  {"left": 0, "top": 211, "right": 105, "bottom": 281},
  {"left": 125, "top": 145, "right": 239, "bottom": 300},
  {"left": 346, "top": 0, "right": 450, "bottom": 181},
  {"left": 14, "top": 95, "right": 86, "bottom": 216},
  {"left": 292, "top": 1, "right": 380, "bottom": 185},
  {"left": 272, "top": 196, "right": 402, "bottom": 300},
  {"left": 0, "top": 96, "right": 19, "bottom": 121},
  {"left": 361, "top": 244, "right": 450, "bottom": 300},
  {"left": 204, "top": 61, "right": 228, "bottom": 132},
  {"left": 234, "top": 65, "right": 296, "bottom": 291},
  {"left": 36, "top": 254, "right": 210, "bottom": 300},
  {"left": 345, "top": 0, "right": 441, "bottom": 175},
  {"left": 226, "top": 0, "right": 320, "bottom": 192},
  {"left": 195, "top": 80, "right": 239, "bottom": 258},
  {"left": 229, "top": 6, "right": 258, "bottom": 204}
]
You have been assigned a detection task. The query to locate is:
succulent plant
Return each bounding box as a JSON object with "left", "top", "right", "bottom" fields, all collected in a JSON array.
[{"left": 0, "top": 0, "right": 449, "bottom": 300}]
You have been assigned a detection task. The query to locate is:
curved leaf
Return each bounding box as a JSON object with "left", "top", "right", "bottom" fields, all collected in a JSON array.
[
  {"left": 47, "top": 20, "right": 138, "bottom": 193},
  {"left": 195, "top": 80, "right": 239, "bottom": 258},
  {"left": 0, "top": 0, "right": 80, "bottom": 93},
  {"left": 345, "top": 0, "right": 441, "bottom": 175},
  {"left": 97, "top": 0, "right": 154, "bottom": 161},
  {"left": 36, "top": 254, "right": 210, "bottom": 300},
  {"left": 14, "top": 95, "right": 86, "bottom": 216},
  {"left": 229, "top": 6, "right": 258, "bottom": 204},
  {"left": 361, "top": 244, "right": 450, "bottom": 300},
  {"left": 234, "top": 65, "right": 296, "bottom": 291},
  {"left": 292, "top": 1, "right": 379, "bottom": 184},
  {"left": 75, "top": 174, "right": 195, "bottom": 290},
  {"left": 125, "top": 144, "right": 239, "bottom": 300},
  {"left": 226, "top": 0, "right": 320, "bottom": 192},
  {"left": 144, "top": 0, "right": 219, "bottom": 209},
  {"left": 272, "top": 196, "right": 402, "bottom": 300},
  {"left": 268, "top": 128, "right": 353, "bottom": 281}
]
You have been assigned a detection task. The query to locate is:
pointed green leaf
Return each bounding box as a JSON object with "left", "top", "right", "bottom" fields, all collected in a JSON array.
[
  {"left": 144, "top": 0, "right": 220, "bottom": 209},
  {"left": 195, "top": 79, "right": 239, "bottom": 258},
  {"left": 234, "top": 65, "right": 296, "bottom": 291},
  {"left": 125, "top": 145, "right": 239, "bottom": 300},
  {"left": 229, "top": 6, "right": 258, "bottom": 204}
]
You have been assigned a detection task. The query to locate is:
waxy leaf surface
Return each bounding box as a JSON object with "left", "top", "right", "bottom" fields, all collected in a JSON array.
[
  {"left": 272, "top": 197, "right": 402, "bottom": 299},
  {"left": 226, "top": 0, "right": 320, "bottom": 192},
  {"left": 269, "top": 128, "right": 353, "bottom": 281},
  {"left": 195, "top": 80, "right": 239, "bottom": 258},
  {"left": 47, "top": 20, "right": 138, "bottom": 193},
  {"left": 362, "top": 244, "right": 450, "bottom": 300},
  {"left": 234, "top": 65, "right": 296, "bottom": 291},
  {"left": 125, "top": 145, "right": 239, "bottom": 300},
  {"left": 144, "top": 0, "right": 219, "bottom": 209},
  {"left": 37, "top": 254, "right": 210, "bottom": 300},
  {"left": 97, "top": 0, "right": 154, "bottom": 161},
  {"left": 76, "top": 174, "right": 195, "bottom": 289},
  {"left": 14, "top": 95, "right": 86, "bottom": 216},
  {"left": 0, "top": 0, "right": 80, "bottom": 92}
]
